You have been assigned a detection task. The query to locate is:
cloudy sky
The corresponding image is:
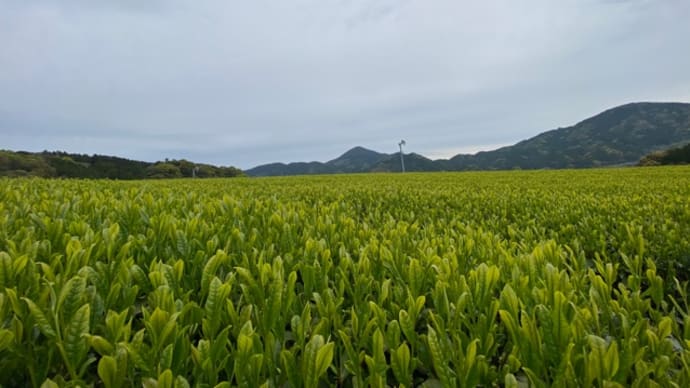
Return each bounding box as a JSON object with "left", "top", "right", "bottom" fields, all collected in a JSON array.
[{"left": 1, "top": 0, "right": 689, "bottom": 169}]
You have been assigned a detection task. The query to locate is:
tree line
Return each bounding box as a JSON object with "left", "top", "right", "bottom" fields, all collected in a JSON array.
[
  {"left": 0, "top": 150, "right": 244, "bottom": 179},
  {"left": 638, "top": 143, "right": 690, "bottom": 166}
]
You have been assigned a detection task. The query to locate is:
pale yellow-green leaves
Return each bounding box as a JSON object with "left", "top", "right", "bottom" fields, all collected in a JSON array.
[{"left": 1, "top": 168, "right": 690, "bottom": 385}]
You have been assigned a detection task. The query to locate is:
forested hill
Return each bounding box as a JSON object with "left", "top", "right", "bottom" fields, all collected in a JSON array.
[
  {"left": 246, "top": 102, "right": 690, "bottom": 176},
  {"left": 447, "top": 102, "right": 690, "bottom": 170},
  {"left": 0, "top": 150, "right": 244, "bottom": 179}
]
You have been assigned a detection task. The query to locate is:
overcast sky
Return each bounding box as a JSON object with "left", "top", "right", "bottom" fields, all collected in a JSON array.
[{"left": 1, "top": 0, "right": 689, "bottom": 169}]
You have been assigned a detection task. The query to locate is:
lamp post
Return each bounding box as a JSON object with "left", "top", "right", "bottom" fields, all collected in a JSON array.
[{"left": 398, "top": 140, "right": 406, "bottom": 173}]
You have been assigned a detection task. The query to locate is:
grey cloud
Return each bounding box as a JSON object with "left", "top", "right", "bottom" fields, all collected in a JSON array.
[{"left": 1, "top": 0, "right": 689, "bottom": 169}]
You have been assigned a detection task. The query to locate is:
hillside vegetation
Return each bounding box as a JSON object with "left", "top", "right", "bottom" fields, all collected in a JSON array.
[
  {"left": 0, "top": 150, "right": 243, "bottom": 179},
  {"left": 639, "top": 142, "right": 690, "bottom": 166},
  {"left": 1, "top": 168, "right": 690, "bottom": 386}
]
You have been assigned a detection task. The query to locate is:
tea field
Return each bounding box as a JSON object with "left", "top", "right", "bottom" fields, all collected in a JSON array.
[{"left": 1, "top": 167, "right": 690, "bottom": 387}]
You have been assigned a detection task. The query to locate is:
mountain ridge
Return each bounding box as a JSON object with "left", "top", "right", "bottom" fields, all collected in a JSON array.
[{"left": 246, "top": 102, "right": 690, "bottom": 176}]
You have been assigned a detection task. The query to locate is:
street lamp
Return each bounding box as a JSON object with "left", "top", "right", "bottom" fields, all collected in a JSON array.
[{"left": 398, "top": 140, "right": 406, "bottom": 173}]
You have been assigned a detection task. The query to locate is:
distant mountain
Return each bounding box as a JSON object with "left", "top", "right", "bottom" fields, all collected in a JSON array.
[
  {"left": 325, "top": 146, "right": 390, "bottom": 172},
  {"left": 0, "top": 150, "right": 244, "bottom": 179},
  {"left": 246, "top": 102, "right": 690, "bottom": 176},
  {"left": 247, "top": 147, "right": 391, "bottom": 176},
  {"left": 371, "top": 153, "right": 443, "bottom": 173},
  {"left": 241, "top": 162, "right": 325, "bottom": 177}
]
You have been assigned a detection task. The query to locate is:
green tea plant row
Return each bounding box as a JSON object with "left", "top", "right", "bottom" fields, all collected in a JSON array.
[{"left": 1, "top": 167, "right": 690, "bottom": 387}]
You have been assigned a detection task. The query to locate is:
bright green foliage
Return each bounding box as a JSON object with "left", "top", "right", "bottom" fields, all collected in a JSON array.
[{"left": 1, "top": 167, "right": 690, "bottom": 386}]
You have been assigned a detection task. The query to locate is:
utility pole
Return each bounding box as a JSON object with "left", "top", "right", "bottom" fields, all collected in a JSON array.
[{"left": 398, "top": 140, "right": 406, "bottom": 173}]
